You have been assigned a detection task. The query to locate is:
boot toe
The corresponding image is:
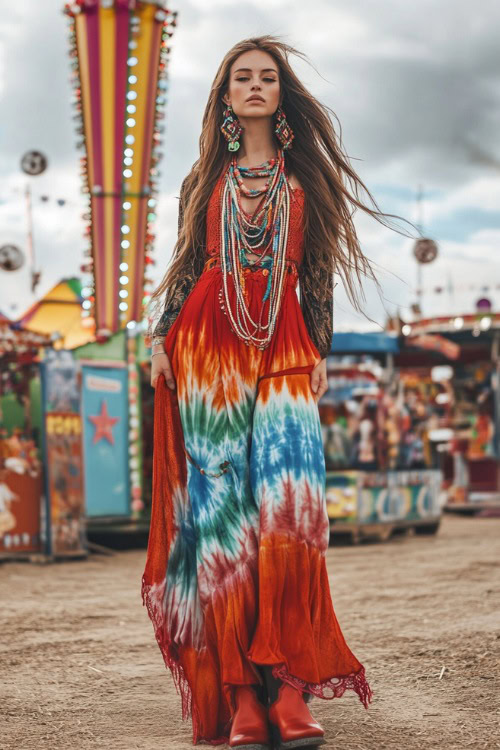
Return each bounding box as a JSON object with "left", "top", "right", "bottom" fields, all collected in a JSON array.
[{"left": 229, "top": 685, "right": 271, "bottom": 749}]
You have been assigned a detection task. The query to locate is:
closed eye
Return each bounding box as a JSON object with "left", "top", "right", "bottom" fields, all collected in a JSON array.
[{"left": 236, "top": 77, "right": 277, "bottom": 82}]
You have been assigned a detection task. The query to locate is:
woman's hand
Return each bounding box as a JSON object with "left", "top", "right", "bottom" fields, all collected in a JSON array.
[
  {"left": 151, "top": 350, "right": 176, "bottom": 390},
  {"left": 310, "top": 358, "right": 328, "bottom": 403}
]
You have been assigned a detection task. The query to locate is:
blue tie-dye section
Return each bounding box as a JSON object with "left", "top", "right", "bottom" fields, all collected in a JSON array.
[
  {"left": 166, "top": 367, "right": 326, "bottom": 638},
  {"left": 167, "top": 509, "right": 198, "bottom": 598},
  {"left": 181, "top": 383, "right": 260, "bottom": 555},
  {"left": 164, "top": 486, "right": 205, "bottom": 647},
  {"left": 252, "top": 407, "right": 325, "bottom": 486},
  {"left": 249, "top": 378, "right": 326, "bottom": 504},
  {"left": 187, "top": 459, "right": 257, "bottom": 559}
]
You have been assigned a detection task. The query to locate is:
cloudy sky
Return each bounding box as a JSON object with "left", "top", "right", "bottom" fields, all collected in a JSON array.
[{"left": 0, "top": 0, "right": 499, "bottom": 330}]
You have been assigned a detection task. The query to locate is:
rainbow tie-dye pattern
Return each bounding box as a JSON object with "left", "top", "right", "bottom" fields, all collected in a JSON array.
[{"left": 142, "top": 181, "right": 373, "bottom": 745}]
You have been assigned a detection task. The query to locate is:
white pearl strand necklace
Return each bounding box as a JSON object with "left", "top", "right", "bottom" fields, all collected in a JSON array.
[{"left": 219, "top": 171, "right": 292, "bottom": 349}]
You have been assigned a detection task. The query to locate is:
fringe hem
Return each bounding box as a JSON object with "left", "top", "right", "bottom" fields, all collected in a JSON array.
[
  {"left": 141, "top": 575, "right": 229, "bottom": 746},
  {"left": 271, "top": 663, "right": 374, "bottom": 709},
  {"left": 142, "top": 574, "right": 373, "bottom": 744}
]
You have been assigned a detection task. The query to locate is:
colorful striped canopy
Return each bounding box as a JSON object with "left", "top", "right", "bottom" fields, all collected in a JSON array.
[{"left": 64, "top": 0, "right": 175, "bottom": 337}]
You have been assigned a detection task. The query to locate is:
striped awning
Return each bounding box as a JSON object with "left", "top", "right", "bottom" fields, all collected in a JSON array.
[{"left": 64, "top": 0, "right": 176, "bottom": 337}]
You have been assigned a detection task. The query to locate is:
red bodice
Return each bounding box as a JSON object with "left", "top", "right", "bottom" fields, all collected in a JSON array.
[{"left": 205, "top": 173, "right": 305, "bottom": 265}]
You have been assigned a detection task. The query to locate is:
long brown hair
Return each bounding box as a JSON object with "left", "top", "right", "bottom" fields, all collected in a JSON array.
[{"left": 151, "top": 35, "right": 418, "bottom": 310}]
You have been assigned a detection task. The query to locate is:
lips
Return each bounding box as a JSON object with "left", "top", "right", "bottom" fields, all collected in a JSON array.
[{"left": 246, "top": 96, "right": 265, "bottom": 103}]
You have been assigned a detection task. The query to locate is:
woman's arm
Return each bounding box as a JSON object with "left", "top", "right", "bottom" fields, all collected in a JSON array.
[
  {"left": 298, "top": 261, "right": 334, "bottom": 361},
  {"left": 150, "top": 176, "right": 194, "bottom": 347},
  {"left": 287, "top": 172, "right": 334, "bottom": 362}
]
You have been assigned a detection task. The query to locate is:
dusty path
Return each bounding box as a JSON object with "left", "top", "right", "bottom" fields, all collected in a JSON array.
[{"left": 1, "top": 515, "right": 499, "bottom": 750}]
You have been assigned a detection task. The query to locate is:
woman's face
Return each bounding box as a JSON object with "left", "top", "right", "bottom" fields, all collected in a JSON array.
[{"left": 223, "top": 49, "right": 280, "bottom": 120}]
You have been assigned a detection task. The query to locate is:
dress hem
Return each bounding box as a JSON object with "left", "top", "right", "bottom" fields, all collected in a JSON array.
[
  {"left": 142, "top": 573, "right": 373, "bottom": 746},
  {"left": 271, "top": 663, "right": 374, "bottom": 709},
  {"left": 141, "top": 575, "right": 230, "bottom": 746}
]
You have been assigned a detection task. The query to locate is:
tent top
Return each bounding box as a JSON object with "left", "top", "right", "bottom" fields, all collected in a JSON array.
[{"left": 16, "top": 277, "right": 94, "bottom": 350}]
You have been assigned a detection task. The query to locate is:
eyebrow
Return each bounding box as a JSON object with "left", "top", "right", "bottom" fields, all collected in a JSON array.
[{"left": 233, "top": 67, "right": 278, "bottom": 74}]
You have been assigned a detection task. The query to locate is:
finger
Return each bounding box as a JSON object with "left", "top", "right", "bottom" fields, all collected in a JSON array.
[
  {"left": 162, "top": 366, "right": 176, "bottom": 390},
  {"left": 314, "top": 375, "right": 328, "bottom": 402},
  {"left": 310, "top": 372, "right": 320, "bottom": 393}
]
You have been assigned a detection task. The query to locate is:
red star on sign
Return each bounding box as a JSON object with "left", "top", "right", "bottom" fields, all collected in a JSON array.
[{"left": 88, "top": 399, "right": 119, "bottom": 445}]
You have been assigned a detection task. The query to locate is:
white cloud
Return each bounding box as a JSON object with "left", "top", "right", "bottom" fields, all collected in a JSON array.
[
  {"left": 0, "top": 0, "right": 499, "bottom": 327},
  {"left": 425, "top": 175, "right": 500, "bottom": 219}
]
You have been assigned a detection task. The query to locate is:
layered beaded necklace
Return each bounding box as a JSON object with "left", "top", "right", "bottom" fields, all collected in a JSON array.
[{"left": 219, "top": 146, "right": 292, "bottom": 350}]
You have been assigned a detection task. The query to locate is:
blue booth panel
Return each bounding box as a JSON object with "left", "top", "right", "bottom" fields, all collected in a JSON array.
[{"left": 81, "top": 365, "right": 129, "bottom": 517}]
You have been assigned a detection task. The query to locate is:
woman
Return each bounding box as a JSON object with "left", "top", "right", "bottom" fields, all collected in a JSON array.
[{"left": 142, "top": 36, "right": 411, "bottom": 749}]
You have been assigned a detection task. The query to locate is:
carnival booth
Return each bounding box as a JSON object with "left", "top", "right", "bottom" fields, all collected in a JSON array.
[
  {"left": 1, "top": 322, "right": 154, "bottom": 547},
  {"left": 320, "top": 332, "right": 443, "bottom": 541},
  {"left": 395, "top": 312, "right": 500, "bottom": 511},
  {"left": 0, "top": 313, "right": 90, "bottom": 559},
  {"left": 0, "top": 318, "right": 50, "bottom": 559},
  {"left": 71, "top": 327, "right": 153, "bottom": 530},
  {"left": 16, "top": 279, "right": 93, "bottom": 557}
]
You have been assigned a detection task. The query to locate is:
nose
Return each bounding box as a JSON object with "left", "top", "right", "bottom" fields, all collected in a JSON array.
[{"left": 251, "top": 80, "right": 262, "bottom": 90}]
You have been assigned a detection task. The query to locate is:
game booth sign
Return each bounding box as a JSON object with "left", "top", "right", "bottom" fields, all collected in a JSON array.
[
  {"left": 320, "top": 333, "right": 443, "bottom": 542},
  {"left": 40, "top": 349, "right": 87, "bottom": 558}
]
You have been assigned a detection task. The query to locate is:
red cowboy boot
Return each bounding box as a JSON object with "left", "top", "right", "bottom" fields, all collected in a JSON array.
[
  {"left": 229, "top": 685, "right": 271, "bottom": 749},
  {"left": 268, "top": 682, "right": 326, "bottom": 749}
]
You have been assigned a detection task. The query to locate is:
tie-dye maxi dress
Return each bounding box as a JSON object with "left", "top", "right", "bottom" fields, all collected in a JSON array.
[{"left": 141, "top": 174, "right": 373, "bottom": 745}]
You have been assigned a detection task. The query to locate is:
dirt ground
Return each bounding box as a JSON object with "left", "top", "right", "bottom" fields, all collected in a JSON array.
[{"left": 1, "top": 515, "right": 499, "bottom": 750}]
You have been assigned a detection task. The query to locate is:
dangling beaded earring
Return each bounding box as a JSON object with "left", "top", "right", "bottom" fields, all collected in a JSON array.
[
  {"left": 221, "top": 102, "right": 243, "bottom": 152},
  {"left": 274, "top": 105, "right": 294, "bottom": 150}
]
